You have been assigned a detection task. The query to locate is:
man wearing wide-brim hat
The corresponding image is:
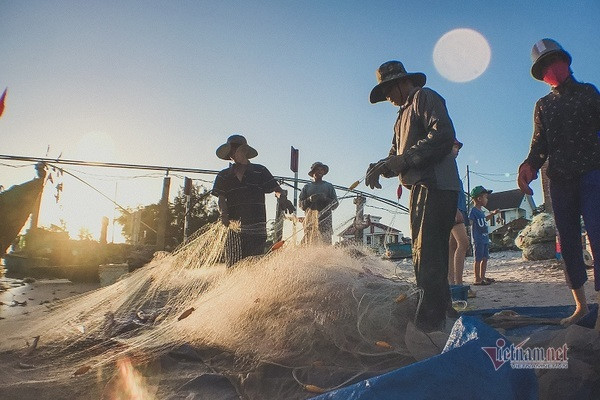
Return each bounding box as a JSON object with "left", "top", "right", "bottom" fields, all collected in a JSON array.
[
  {"left": 212, "top": 134, "right": 295, "bottom": 267},
  {"left": 517, "top": 38, "right": 600, "bottom": 331},
  {"left": 298, "top": 161, "right": 338, "bottom": 245},
  {"left": 365, "top": 60, "right": 461, "bottom": 332}
]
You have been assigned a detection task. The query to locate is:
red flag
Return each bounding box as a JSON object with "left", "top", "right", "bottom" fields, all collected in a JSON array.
[{"left": 0, "top": 88, "right": 6, "bottom": 118}]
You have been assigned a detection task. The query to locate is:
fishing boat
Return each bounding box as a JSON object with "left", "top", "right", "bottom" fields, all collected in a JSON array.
[{"left": 384, "top": 242, "right": 412, "bottom": 259}]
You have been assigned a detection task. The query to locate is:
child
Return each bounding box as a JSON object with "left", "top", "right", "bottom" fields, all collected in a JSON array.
[{"left": 469, "top": 186, "right": 499, "bottom": 285}]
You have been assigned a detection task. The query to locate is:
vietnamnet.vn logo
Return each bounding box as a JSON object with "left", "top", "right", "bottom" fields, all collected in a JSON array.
[{"left": 482, "top": 338, "right": 569, "bottom": 370}]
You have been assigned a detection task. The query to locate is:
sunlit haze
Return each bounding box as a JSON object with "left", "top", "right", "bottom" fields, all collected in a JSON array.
[{"left": 1, "top": 1, "right": 599, "bottom": 242}]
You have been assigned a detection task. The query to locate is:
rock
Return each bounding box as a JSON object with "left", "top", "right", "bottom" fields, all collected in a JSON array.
[
  {"left": 521, "top": 242, "right": 556, "bottom": 260},
  {"left": 515, "top": 213, "right": 556, "bottom": 249}
]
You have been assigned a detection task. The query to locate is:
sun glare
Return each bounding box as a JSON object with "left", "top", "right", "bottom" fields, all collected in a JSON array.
[
  {"left": 74, "top": 131, "right": 117, "bottom": 162},
  {"left": 433, "top": 28, "right": 491, "bottom": 83}
]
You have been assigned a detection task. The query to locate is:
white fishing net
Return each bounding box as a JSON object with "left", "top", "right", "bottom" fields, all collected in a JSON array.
[{"left": 0, "top": 222, "right": 422, "bottom": 399}]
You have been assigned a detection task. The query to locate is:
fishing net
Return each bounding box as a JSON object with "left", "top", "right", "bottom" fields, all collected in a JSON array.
[{"left": 0, "top": 221, "right": 422, "bottom": 399}]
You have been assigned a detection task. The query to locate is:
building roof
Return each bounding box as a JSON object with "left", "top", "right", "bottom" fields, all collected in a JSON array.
[
  {"left": 486, "top": 189, "right": 532, "bottom": 211},
  {"left": 338, "top": 219, "right": 401, "bottom": 237}
]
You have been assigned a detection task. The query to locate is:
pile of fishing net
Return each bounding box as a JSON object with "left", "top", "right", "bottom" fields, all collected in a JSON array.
[{"left": 0, "top": 222, "right": 423, "bottom": 399}]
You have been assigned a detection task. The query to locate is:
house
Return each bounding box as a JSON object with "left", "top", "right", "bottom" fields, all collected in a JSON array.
[
  {"left": 488, "top": 217, "right": 530, "bottom": 246},
  {"left": 481, "top": 189, "right": 536, "bottom": 234},
  {"left": 338, "top": 215, "right": 405, "bottom": 254}
]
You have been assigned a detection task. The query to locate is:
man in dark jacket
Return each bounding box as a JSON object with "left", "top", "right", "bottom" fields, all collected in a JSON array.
[
  {"left": 366, "top": 61, "right": 461, "bottom": 331},
  {"left": 518, "top": 39, "right": 600, "bottom": 331}
]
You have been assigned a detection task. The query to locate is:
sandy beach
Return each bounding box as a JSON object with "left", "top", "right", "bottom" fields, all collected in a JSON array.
[
  {"left": 0, "top": 249, "right": 598, "bottom": 400},
  {"left": 1, "top": 250, "right": 596, "bottom": 322}
]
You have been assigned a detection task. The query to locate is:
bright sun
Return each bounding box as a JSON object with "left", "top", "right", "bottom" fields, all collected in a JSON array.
[
  {"left": 433, "top": 28, "right": 491, "bottom": 83},
  {"left": 39, "top": 131, "right": 124, "bottom": 241}
]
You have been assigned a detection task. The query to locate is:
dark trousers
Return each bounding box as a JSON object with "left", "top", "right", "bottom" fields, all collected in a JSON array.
[
  {"left": 409, "top": 185, "right": 458, "bottom": 329},
  {"left": 224, "top": 230, "right": 266, "bottom": 268},
  {"left": 551, "top": 169, "right": 600, "bottom": 291}
]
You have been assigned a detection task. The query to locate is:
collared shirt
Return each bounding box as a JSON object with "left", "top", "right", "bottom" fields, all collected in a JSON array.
[
  {"left": 212, "top": 163, "right": 279, "bottom": 233},
  {"left": 389, "top": 87, "right": 461, "bottom": 191},
  {"left": 525, "top": 77, "right": 600, "bottom": 182}
]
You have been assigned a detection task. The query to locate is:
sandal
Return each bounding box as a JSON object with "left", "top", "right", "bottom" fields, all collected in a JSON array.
[
  {"left": 473, "top": 280, "right": 490, "bottom": 286},
  {"left": 483, "top": 277, "right": 496, "bottom": 284}
]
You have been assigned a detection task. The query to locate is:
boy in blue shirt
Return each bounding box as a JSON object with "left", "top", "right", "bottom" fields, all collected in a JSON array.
[{"left": 469, "top": 186, "right": 499, "bottom": 285}]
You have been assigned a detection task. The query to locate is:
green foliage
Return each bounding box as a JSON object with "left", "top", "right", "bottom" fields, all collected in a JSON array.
[
  {"left": 171, "top": 183, "right": 219, "bottom": 243},
  {"left": 77, "top": 227, "right": 94, "bottom": 241},
  {"left": 117, "top": 182, "right": 218, "bottom": 248}
]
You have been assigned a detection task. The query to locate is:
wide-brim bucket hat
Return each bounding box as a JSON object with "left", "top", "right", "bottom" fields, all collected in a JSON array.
[
  {"left": 370, "top": 61, "right": 426, "bottom": 104},
  {"left": 531, "top": 38, "right": 571, "bottom": 81},
  {"left": 216, "top": 134, "right": 258, "bottom": 160},
  {"left": 308, "top": 161, "right": 329, "bottom": 177}
]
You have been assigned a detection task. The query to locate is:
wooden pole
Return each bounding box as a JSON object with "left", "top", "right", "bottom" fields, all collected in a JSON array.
[{"left": 156, "top": 174, "right": 171, "bottom": 251}]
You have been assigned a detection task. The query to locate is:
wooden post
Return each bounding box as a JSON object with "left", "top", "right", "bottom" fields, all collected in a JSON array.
[
  {"left": 183, "top": 177, "right": 192, "bottom": 244},
  {"left": 100, "top": 216, "right": 109, "bottom": 244},
  {"left": 353, "top": 195, "right": 366, "bottom": 244},
  {"left": 156, "top": 174, "right": 171, "bottom": 251}
]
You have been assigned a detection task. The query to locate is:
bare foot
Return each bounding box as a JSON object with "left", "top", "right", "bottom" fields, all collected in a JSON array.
[{"left": 560, "top": 307, "right": 589, "bottom": 327}]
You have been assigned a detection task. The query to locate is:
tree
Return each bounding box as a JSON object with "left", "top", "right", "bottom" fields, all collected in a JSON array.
[
  {"left": 116, "top": 182, "right": 218, "bottom": 248},
  {"left": 116, "top": 203, "right": 163, "bottom": 246},
  {"left": 77, "top": 227, "right": 94, "bottom": 241},
  {"left": 171, "top": 183, "right": 219, "bottom": 243}
]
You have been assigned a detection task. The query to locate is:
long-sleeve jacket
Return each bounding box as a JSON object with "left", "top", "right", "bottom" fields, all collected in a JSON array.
[
  {"left": 298, "top": 180, "right": 338, "bottom": 217},
  {"left": 387, "top": 87, "right": 461, "bottom": 191},
  {"left": 524, "top": 76, "right": 600, "bottom": 182}
]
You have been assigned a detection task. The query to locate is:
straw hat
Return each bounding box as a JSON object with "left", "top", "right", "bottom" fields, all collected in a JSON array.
[
  {"left": 308, "top": 161, "right": 329, "bottom": 177},
  {"left": 216, "top": 134, "right": 258, "bottom": 160},
  {"left": 370, "top": 61, "right": 426, "bottom": 104}
]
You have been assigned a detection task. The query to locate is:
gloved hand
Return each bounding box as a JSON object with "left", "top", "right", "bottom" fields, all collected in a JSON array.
[
  {"left": 517, "top": 162, "right": 538, "bottom": 195},
  {"left": 279, "top": 197, "right": 295, "bottom": 214},
  {"left": 220, "top": 213, "right": 230, "bottom": 227},
  {"left": 385, "top": 154, "right": 408, "bottom": 175},
  {"left": 365, "top": 159, "right": 392, "bottom": 189},
  {"left": 307, "top": 193, "right": 329, "bottom": 211},
  {"left": 308, "top": 193, "right": 326, "bottom": 203}
]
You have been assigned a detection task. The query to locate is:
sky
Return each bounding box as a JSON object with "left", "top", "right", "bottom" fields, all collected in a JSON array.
[{"left": 1, "top": 0, "right": 599, "bottom": 242}]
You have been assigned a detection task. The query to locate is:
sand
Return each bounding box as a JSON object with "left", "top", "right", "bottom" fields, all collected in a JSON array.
[
  {"left": 1, "top": 249, "right": 596, "bottom": 322},
  {"left": 0, "top": 277, "right": 100, "bottom": 320},
  {"left": 0, "top": 250, "right": 598, "bottom": 400}
]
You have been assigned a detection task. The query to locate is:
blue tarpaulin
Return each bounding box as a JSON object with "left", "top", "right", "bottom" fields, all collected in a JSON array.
[{"left": 311, "top": 316, "right": 538, "bottom": 400}]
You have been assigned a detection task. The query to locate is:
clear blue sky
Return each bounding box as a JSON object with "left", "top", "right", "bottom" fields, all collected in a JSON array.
[{"left": 1, "top": 0, "right": 599, "bottom": 240}]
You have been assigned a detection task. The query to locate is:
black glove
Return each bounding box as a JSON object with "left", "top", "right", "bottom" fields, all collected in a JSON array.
[
  {"left": 365, "top": 159, "right": 392, "bottom": 189},
  {"left": 308, "top": 193, "right": 329, "bottom": 211},
  {"left": 386, "top": 154, "right": 409, "bottom": 175},
  {"left": 279, "top": 197, "right": 295, "bottom": 214}
]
